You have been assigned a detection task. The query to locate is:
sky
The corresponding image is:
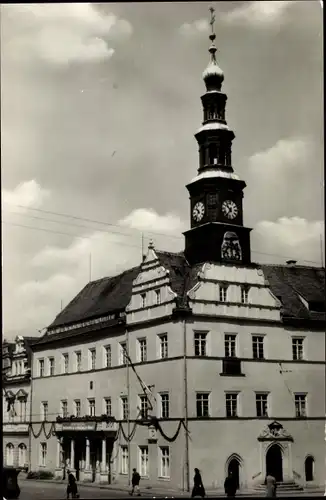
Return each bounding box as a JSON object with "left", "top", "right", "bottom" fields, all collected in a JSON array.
[{"left": 1, "top": 1, "right": 324, "bottom": 340}]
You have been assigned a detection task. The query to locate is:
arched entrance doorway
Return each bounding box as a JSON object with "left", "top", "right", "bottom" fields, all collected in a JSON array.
[
  {"left": 228, "top": 459, "right": 240, "bottom": 489},
  {"left": 266, "top": 444, "right": 283, "bottom": 482},
  {"left": 305, "top": 456, "right": 314, "bottom": 482}
]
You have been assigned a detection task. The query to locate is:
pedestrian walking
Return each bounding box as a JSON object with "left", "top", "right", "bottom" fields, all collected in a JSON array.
[
  {"left": 265, "top": 473, "right": 277, "bottom": 497},
  {"left": 66, "top": 469, "right": 79, "bottom": 499},
  {"left": 130, "top": 468, "right": 141, "bottom": 496},
  {"left": 191, "top": 468, "right": 206, "bottom": 498},
  {"left": 224, "top": 471, "right": 237, "bottom": 497}
]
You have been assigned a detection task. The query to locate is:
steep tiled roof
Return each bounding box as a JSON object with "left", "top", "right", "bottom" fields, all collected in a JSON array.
[{"left": 42, "top": 252, "right": 324, "bottom": 337}]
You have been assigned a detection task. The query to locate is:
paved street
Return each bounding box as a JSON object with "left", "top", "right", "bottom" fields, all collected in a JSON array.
[{"left": 18, "top": 480, "right": 324, "bottom": 500}]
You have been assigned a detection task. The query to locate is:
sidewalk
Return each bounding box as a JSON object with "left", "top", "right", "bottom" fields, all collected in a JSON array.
[{"left": 22, "top": 478, "right": 324, "bottom": 497}]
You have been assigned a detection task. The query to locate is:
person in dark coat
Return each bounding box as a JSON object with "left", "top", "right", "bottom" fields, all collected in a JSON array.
[
  {"left": 224, "top": 471, "right": 237, "bottom": 497},
  {"left": 130, "top": 468, "right": 141, "bottom": 496},
  {"left": 66, "top": 470, "right": 79, "bottom": 499},
  {"left": 191, "top": 468, "right": 206, "bottom": 498}
]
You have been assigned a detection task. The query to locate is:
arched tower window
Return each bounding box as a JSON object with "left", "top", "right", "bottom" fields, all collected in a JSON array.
[
  {"left": 305, "top": 456, "right": 314, "bottom": 482},
  {"left": 209, "top": 143, "right": 218, "bottom": 165}
]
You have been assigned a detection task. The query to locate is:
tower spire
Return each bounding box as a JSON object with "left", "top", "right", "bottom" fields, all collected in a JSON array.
[
  {"left": 203, "top": 7, "right": 224, "bottom": 91},
  {"left": 209, "top": 6, "right": 217, "bottom": 64}
]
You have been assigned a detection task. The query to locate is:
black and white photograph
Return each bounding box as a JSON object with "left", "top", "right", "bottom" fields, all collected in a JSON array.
[{"left": 1, "top": 2, "right": 324, "bottom": 499}]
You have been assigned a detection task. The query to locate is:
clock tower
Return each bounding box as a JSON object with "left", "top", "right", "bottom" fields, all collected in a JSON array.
[{"left": 184, "top": 8, "right": 252, "bottom": 266}]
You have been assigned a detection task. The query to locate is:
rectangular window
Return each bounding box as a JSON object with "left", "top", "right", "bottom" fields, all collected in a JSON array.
[
  {"left": 121, "top": 396, "right": 129, "bottom": 420},
  {"left": 160, "top": 392, "right": 170, "bottom": 418},
  {"left": 241, "top": 286, "right": 249, "bottom": 304},
  {"left": 104, "top": 397, "right": 111, "bottom": 416},
  {"left": 74, "top": 400, "right": 81, "bottom": 418},
  {"left": 252, "top": 336, "right": 264, "bottom": 359},
  {"left": 139, "top": 446, "right": 149, "bottom": 477},
  {"left": 141, "top": 293, "right": 147, "bottom": 308},
  {"left": 159, "top": 334, "right": 168, "bottom": 359},
  {"left": 61, "top": 400, "right": 68, "bottom": 418},
  {"left": 88, "top": 398, "right": 96, "bottom": 417},
  {"left": 155, "top": 289, "right": 161, "bottom": 305},
  {"left": 89, "top": 348, "right": 96, "bottom": 370},
  {"left": 256, "top": 393, "right": 268, "bottom": 417},
  {"left": 225, "top": 393, "right": 238, "bottom": 417},
  {"left": 19, "top": 400, "right": 27, "bottom": 422},
  {"left": 225, "top": 334, "right": 237, "bottom": 358},
  {"left": 41, "top": 401, "right": 48, "bottom": 421},
  {"left": 138, "top": 338, "right": 147, "bottom": 363},
  {"left": 294, "top": 394, "right": 307, "bottom": 417},
  {"left": 196, "top": 393, "right": 210, "bottom": 417},
  {"left": 104, "top": 345, "right": 111, "bottom": 368},
  {"left": 48, "top": 357, "right": 55, "bottom": 376},
  {"left": 219, "top": 285, "right": 228, "bottom": 302},
  {"left": 292, "top": 338, "right": 304, "bottom": 360},
  {"left": 159, "top": 447, "right": 170, "bottom": 478},
  {"left": 194, "top": 332, "right": 207, "bottom": 356},
  {"left": 63, "top": 354, "right": 69, "bottom": 374},
  {"left": 120, "top": 445, "right": 129, "bottom": 475},
  {"left": 75, "top": 351, "right": 82, "bottom": 372},
  {"left": 119, "top": 342, "right": 127, "bottom": 365},
  {"left": 38, "top": 359, "right": 45, "bottom": 377},
  {"left": 40, "top": 443, "right": 47, "bottom": 467},
  {"left": 139, "top": 395, "right": 148, "bottom": 419}
]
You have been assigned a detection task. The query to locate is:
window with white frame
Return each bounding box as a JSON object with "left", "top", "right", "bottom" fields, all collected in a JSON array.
[
  {"left": 6, "top": 443, "right": 14, "bottom": 466},
  {"left": 196, "top": 393, "right": 210, "bottom": 417},
  {"left": 41, "top": 401, "right": 48, "bottom": 421},
  {"left": 140, "top": 293, "right": 147, "bottom": 308},
  {"left": 63, "top": 354, "right": 69, "bottom": 374},
  {"left": 160, "top": 392, "right": 170, "bottom": 418},
  {"left": 119, "top": 342, "right": 127, "bottom": 365},
  {"left": 194, "top": 332, "right": 207, "bottom": 356},
  {"left": 139, "top": 446, "right": 149, "bottom": 477},
  {"left": 104, "top": 397, "right": 111, "bottom": 416},
  {"left": 159, "top": 446, "right": 170, "bottom": 478},
  {"left": 18, "top": 399, "right": 27, "bottom": 422},
  {"left": 104, "top": 345, "right": 111, "bottom": 368},
  {"left": 74, "top": 400, "right": 81, "bottom": 417},
  {"left": 89, "top": 348, "right": 96, "bottom": 370},
  {"left": 121, "top": 396, "right": 129, "bottom": 420},
  {"left": 219, "top": 284, "right": 228, "bottom": 302},
  {"left": 120, "top": 445, "right": 128, "bottom": 474},
  {"left": 252, "top": 336, "right": 265, "bottom": 359},
  {"left": 256, "top": 393, "right": 268, "bottom": 417},
  {"left": 40, "top": 442, "right": 47, "bottom": 467},
  {"left": 225, "top": 393, "right": 238, "bottom": 417},
  {"left": 88, "top": 398, "right": 96, "bottom": 417},
  {"left": 224, "top": 334, "right": 237, "bottom": 358},
  {"left": 138, "top": 338, "right": 147, "bottom": 363},
  {"left": 292, "top": 338, "right": 304, "bottom": 360},
  {"left": 294, "top": 393, "right": 307, "bottom": 417},
  {"left": 18, "top": 443, "right": 27, "bottom": 467},
  {"left": 139, "top": 395, "right": 148, "bottom": 419},
  {"left": 159, "top": 334, "right": 168, "bottom": 359},
  {"left": 48, "top": 357, "right": 55, "bottom": 376},
  {"left": 155, "top": 289, "right": 161, "bottom": 305},
  {"left": 38, "top": 359, "right": 45, "bottom": 377},
  {"left": 75, "top": 351, "right": 82, "bottom": 372},
  {"left": 61, "top": 400, "right": 68, "bottom": 418},
  {"left": 241, "top": 285, "right": 249, "bottom": 304}
]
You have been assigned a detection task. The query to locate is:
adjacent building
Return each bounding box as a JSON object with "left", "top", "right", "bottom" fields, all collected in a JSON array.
[
  {"left": 3, "top": 335, "right": 37, "bottom": 470},
  {"left": 26, "top": 19, "right": 325, "bottom": 492}
]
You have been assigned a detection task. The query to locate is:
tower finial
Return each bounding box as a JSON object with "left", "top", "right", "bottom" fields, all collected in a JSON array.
[
  {"left": 202, "top": 5, "right": 224, "bottom": 91},
  {"left": 208, "top": 6, "right": 217, "bottom": 63},
  {"left": 209, "top": 6, "right": 215, "bottom": 35}
]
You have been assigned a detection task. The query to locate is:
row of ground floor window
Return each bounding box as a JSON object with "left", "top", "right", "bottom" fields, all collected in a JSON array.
[{"left": 4, "top": 442, "right": 28, "bottom": 468}]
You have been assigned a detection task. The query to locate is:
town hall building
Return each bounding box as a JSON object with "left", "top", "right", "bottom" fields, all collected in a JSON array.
[{"left": 14, "top": 15, "right": 325, "bottom": 493}]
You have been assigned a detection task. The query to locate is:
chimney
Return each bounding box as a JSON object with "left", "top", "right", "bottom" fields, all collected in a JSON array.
[{"left": 286, "top": 260, "right": 297, "bottom": 267}]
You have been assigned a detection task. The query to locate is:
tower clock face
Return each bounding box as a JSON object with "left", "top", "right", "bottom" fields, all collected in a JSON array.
[
  {"left": 222, "top": 200, "right": 238, "bottom": 220},
  {"left": 192, "top": 201, "right": 205, "bottom": 222}
]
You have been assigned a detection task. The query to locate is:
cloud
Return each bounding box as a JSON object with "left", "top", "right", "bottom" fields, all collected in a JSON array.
[
  {"left": 2, "top": 3, "right": 132, "bottom": 65},
  {"left": 222, "top": 1, "right": 295, "bottom": 28},
  {"left": 2, "top": 180, "right": 50, "bottom": 211},
  {"left": 252, "top": 217, "right": 324, "bottom": 265},
  {"left": 120, "top": 208, "right": 185, "bottom": 234},
  {"left": 179, "top": 19, "right": 210, "bottom": 36}
]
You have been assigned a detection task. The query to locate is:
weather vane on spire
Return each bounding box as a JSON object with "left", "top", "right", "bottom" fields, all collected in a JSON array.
[{"left": 209, "top": 6, "right": 216, "bottom": 35}]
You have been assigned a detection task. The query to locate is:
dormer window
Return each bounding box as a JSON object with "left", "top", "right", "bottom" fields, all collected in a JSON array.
[
  {"left": 219, "top": 285, "right": 228, "bottom": 302},
  {"left": 241, "top": 286, "right": 249, "bottom": 304},
  {"left": 141, "top": 293, "right": 147, "bottom": 308},
  {"left": 308, "top": 301, "right": 325, "bottom": 312}
]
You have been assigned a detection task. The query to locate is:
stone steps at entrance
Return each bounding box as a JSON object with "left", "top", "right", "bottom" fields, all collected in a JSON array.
[{"left": 254, "top": 481, "right": 303, "bottom": 492}]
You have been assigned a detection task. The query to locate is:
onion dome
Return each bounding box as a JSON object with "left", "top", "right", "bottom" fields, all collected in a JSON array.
[{"left": 203, "top": 10, "right": 224, "bottom": 91}]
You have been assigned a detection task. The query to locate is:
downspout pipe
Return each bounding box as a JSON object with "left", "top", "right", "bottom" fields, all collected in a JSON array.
[{"left": 183, "top": 316, "right": 190, "bottom": 492}]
